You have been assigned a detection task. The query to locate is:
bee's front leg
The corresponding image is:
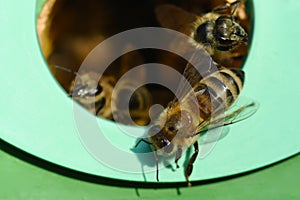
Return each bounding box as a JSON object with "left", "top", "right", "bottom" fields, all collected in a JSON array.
[{"left": 185, "top": 141, "right": 199, "bottom": 186}]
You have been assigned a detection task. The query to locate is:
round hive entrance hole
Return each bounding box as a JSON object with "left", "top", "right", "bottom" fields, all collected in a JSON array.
[{"left": 37, "top": 0, "right": 254, "bottom": 126}]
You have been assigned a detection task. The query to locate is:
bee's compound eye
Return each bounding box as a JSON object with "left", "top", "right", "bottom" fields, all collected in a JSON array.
[
  {"left": 216, "top": 16, "right": 233, "bottom": 27},
  {"left": 163, "top": 142, "right": 174, "bottom": 154},
  {"left": 148, "top": 125, "right": 161, "bottom": 137},
  {"left": 215, "top": 17, "right": 233, "bottom": 37},
  {"left": 168, "top": 126, "right": 175, "bottom": 132}
]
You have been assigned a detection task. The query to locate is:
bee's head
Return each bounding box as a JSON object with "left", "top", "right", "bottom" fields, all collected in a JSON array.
[
  {"left": 213, "top": 16, "right": 248, "bottom": 51},
  {"left": 148, "top": 110, "right": 192, "bottom": 155},
  {"left": 148, "top": 125, "right": 174, "bottom": 155},
  {"left": 71, "top": 83, "right": 103, "bottom": 99},
  {"left": 69, "top": 74, "right": 114, "bottom": 117}
]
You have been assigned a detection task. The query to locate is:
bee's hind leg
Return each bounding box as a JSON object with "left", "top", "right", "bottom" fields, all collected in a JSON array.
[{"left": 185, "top": 141, "right": 199, "bottom": 186}]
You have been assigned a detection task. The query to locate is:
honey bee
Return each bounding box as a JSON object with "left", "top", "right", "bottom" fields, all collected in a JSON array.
[
  {"left": 53, "top": 65, "right": 152, "bottom": 125},
  {"left": 54, "top": 47, "right": 152, "bottom": 125},
  {"left": 68, "top": 70, "right": 115, "bottom": 118},
  {"left": 52, "top": 65, "right": 113, "bottom": 118},
  {"left": 155, "top": 0, "right": 248, "bottom": 64},
  {"left": 111, "top": 79, "right": 153, "bottom": 126},
  {"left": 136, "top": 51, "right": 258, "bottom": 186}
]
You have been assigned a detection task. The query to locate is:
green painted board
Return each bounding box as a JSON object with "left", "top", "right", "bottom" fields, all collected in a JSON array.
[{"left": 0, "top": 149, "right": 299, "bottom": 199}]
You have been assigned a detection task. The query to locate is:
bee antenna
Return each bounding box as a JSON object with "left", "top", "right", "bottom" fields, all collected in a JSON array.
[
  {"left": 213, "top": 0, "right": 240, "bottom": 21},
  {"left": 230, "top": 0, "right": 241, "bottom": 21},
  {"left": 52, "top": 65, "right": 81, "bottom": 78}
]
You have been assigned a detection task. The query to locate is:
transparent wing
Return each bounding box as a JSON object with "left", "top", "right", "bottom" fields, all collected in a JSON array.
[
  {"left": 183, "top": 50, "right": 220, "bottom": 86},
  {"left": 196, "top": 97, "right": 259, "bottom": 135},
  {"left": 196, "top": 96, "right": 258, "bottom": 158},
  {"left": 199, "top": 126, "right": 229, "bottom": 144},
  {"left": 197, "top": 126, "right": 229, "bottom": 159},
  {"left": 155, "top": 4, "right": 198, "bottom": 35},
  {"left": 170, "top": 49, "right": 220, "bottom": 109}
]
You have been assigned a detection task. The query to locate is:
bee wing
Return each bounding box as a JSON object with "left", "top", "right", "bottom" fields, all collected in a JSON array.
[
  {"left": 195, "top": 97, "right": 258, "bottom": 158},
  {"left": 196, "top": 97, "right": 259, "bottom": 135},
  {"left": 183, "top": 50, "right": 221, "bottom": 86},
  {"left": 196, "top": 125, "right": 230, "bottom": 159},
  {"left": 199, "top": 126, "right": 229, "bottom": 144},
  {"left": 155, "top": 4, "right": 198, "bottom": 35},
  {"left": 172, "top": 49, "right": 220, "bottom": 105}
]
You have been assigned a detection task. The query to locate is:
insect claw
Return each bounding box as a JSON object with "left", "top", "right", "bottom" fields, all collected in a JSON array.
[{"left": 186, "top": 176, "right": 192, "bottom": 187}]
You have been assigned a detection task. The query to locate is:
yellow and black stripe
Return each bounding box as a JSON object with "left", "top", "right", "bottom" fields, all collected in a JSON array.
[{"left": 194, "top": 68, "right": 244, "bottom": 119}]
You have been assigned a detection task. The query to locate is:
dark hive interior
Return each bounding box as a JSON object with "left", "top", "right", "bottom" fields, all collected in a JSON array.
[{"left": 37, "top": 0, "right": 253, "bottom": 125}]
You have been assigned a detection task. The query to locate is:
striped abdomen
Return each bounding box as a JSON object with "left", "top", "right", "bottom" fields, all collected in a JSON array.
[{"left": 194, "top": 68, "right": 244, "bottom": 119}]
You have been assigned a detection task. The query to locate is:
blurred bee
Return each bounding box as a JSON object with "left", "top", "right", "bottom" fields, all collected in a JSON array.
[
  {"left": 155, "top": 0, "right": 248, "bottom": 67},
  {"left": 53, "top": 65, "right": 152, "bottom": 125},
  {"left": 52, "top": 48, "right": 152, "bottom": 125},
  {"left": 68, "top": 70, "right": 115, "bottom": 119},
  {"left": 137, "top": 51, "right": 258, "bottom": 186}
]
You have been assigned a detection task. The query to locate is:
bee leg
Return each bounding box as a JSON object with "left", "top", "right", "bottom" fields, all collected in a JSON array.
[
  {"left": 134, "top": 139, "right": 159, "bottom": 181},
  {"left": 95, "top": 98, "right": 106, "bottom": 116},
  {"left": 154, "top": 150, "right": 159, "bottom": 182},
  {"left": 185, "top": 141, "right": 199, "bottom": 186},
  {"left": 95, "top": 106, "right": 102, "bottom": 116},
  {"left": 133, "top": 139, "right": 159, "bottom": 181},
  {"left": 230, "top": 0, "right": 241, "bottom": 17},
  {"left": 175, "top": 146, "right": 182, "bottom": 168},
  {"left": 213, "top": 0, "right": 240, "bottom": 15}
]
